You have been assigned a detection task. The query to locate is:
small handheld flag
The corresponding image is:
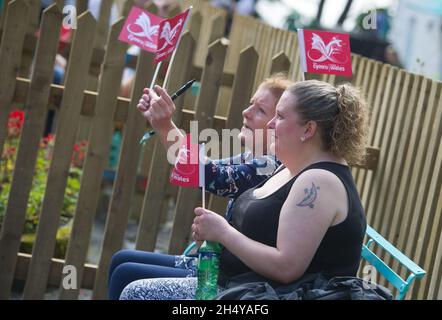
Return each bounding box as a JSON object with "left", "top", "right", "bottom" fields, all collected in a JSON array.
[
  {"left": 298, "top": 29, "right": 352, "bottom": 77},
  {"left": 170, "top": 134, "right": 205, "bottom": 189},
  {"left": 118, "top": 7, "right": 162, "bottom": 53},
  {"left": 120, "top": 7, "right": 193, "bottom": 145},
  {"left": 155, "top": 8, "right": 191, "bottom": 63}
]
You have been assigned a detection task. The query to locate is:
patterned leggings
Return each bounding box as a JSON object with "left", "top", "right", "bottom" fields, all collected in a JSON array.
[
  {"left": 108, "top": 250, "right": 197, "bottom": 300},
  {"left": 120, "top": 277, "right": 198, "bottom": 300}
]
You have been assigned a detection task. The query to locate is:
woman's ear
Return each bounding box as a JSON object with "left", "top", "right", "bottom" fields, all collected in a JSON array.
[{"left": 304, "top": 120, "right": 318, "bottom": 140}]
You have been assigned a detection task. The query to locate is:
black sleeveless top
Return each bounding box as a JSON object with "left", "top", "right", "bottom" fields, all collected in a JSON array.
[{"left": 218, "top": 162, "right": 367, "bottom": 286}]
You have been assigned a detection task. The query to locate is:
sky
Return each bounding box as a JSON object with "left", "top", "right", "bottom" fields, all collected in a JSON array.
[{"left": 256, "top": 0, "right": 398, "bottom": 30}]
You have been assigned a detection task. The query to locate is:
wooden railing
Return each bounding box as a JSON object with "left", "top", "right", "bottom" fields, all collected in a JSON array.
[{"left": 0, "top": 0, "right": 440, "bottom": 300}]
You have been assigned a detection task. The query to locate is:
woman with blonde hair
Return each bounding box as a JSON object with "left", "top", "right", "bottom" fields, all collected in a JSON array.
[
  {"left": 108, "top": 75, "right": 292, "bottom": 299},
  {"left": 120, "top": 80, "right": 369, "bottom": 299}
]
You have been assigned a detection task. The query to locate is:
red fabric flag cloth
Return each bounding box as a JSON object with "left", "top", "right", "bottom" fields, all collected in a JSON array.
[
  {"left": 118, "top": 6, "right": 162, "bottom": 53},
  {"left": 170, "top": 134, "right": 205, "bottom": 188},
  {"left": 154, "top": 8, "right": 191, "bottom": 63},
  {"left": 298, "top": 29, "right": 353, "bottom": 77}
]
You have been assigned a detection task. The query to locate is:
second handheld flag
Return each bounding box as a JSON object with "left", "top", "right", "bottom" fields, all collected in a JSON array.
[{"left": 170, "top": 134, "right": 205, "bottom": 189}]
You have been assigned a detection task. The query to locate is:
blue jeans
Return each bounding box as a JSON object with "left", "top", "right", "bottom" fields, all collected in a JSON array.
[{"left": 108, "top": 250, "right": 197, "bottom": 300}]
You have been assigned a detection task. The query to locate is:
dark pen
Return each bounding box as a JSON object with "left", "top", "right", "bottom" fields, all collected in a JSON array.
[{"left": 139, "top": 79, "right": 196, "bottom": 145}]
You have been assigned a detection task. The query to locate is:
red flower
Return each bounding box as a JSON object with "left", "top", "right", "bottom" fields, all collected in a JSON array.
[
  {"left": 9, "top": 110, "right": 24, "bottom": 123},
  {"left": 7, "top": 110, "right": 25, "bottom": 136},
  {"left": 9, "top": 110, "right": 24, "bottom": 124},
  {"left": 71, "top": 141, "right": 88, "bottom": 167},
  {"left": 43, "top": 134, "right": 54, "bottom": 144}
]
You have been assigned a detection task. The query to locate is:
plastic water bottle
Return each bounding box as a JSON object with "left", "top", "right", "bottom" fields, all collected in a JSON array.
[{"left": 195, "top": 241, "right": 222, "bottom": 300}]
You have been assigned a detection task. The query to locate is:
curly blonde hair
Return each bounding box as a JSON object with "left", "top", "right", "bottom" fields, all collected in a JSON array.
[{"left": 288, "top": 80, "right": 369, "bottom": 165}]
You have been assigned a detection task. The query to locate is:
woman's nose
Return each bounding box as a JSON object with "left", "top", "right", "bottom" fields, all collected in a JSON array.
[
  {"left": 267, "top": 116, "right": 276, "bottom": 129},
  {"left": 242, "top": 106, "right": 252, "bottom": 119}
]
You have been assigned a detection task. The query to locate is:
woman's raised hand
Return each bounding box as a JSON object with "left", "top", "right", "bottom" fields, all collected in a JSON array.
[{"left": 136, "top": 85, "right": 176, "bottom": 131}]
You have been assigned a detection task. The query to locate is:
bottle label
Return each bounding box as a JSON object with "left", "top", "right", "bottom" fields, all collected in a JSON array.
[{"left": 196, "top": 252, "right": 220, "bottom": 300}]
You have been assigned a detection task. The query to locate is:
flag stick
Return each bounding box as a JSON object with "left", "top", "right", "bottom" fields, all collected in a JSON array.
[
  {"left": 163, "top": 6, "right": 193, "bottom": 89},
  {"left": 150, "top": 61, "right": 162, "bottom": 89},
  {"left": 202, "top": 185, "right": 206, "bottom": 209},
  {"left": 163, "top": 48, "right": 177, "bottom": 89},
  {"left": 201, "top": 143, "right": 206, "bottom": 209}
]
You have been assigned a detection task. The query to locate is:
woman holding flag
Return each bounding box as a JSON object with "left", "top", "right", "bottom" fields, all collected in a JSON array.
[
  {"left": 137, "top": 74, "right": 292, "bottom": 220},
  {"left": 120, "top": 80, "right": 369, "bottom": 300},
  {"left": 107, "top": 75, "right": 291, "bottom": 299}
]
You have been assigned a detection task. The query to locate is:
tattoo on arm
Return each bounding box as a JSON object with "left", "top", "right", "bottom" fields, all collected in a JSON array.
[{"left": 296, "top": 182, "right": 320, "bottom": 209}]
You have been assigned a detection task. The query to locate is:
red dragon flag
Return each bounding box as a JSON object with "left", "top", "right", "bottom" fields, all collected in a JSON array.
[
  {"left": 118, "top": 6, "right": 162, "bottom": 53},
  {"left": 170, "top": 134, "right": 205, "bottom": 188},
  {"left": 298, "top": 29, "right": 353, "bottom": 77},
  {"left": 155, "top": 8, "right": 191, "bottom": 63}
]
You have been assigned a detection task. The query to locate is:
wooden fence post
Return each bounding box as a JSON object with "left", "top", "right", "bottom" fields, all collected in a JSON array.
[
  {"left": 92, "top": 50, "right": 155, "bottom": 300},
  {"left": 135, "top": 31, "right": 196, "bottom": 252},
  {"left": 59, "top": 18, "right": 127, "bottom": 301},
  {"left": 427, "top": 187, "right": 442, "bottom": 299},
  {"left": 0, "top": 4, "right": 62, "bottom": 300},
  {"left": 410, "top": 81, "right": 442, "bottom": 298},
  {"left": 364, "top": 66, "right": 399, "bottom": 225},
  {"left": 366, "top": 69, "right": 408, "bottom": 236},
  {"left": 77, "top": 0, "right": 89, "bottom": 14},
  {"left": 22, "top": 11, "right": 96, "bottom": 300},
  {"left": 372, "top": 71, "right": 423, "bottom": 292},
  {"left": 225, "top": 15, "right": 258, "bottom": 74},
  {"left": 76, "top": 1, "right": 115, "bottom": 141},
  {"left": 394, "top": 77, "right": 438, "bottom": 291},
  {"left": 355, "top": 60, "right": 382, "bottom": 202},
  {"left": 226, "top": 46, "right": 258, "bottom": 139},
  {"left": 168, "top": 39, "right": 227, "bottom": 255},
  {"left": 269, "top": 51, "right": 290, "bottom": 76},
  {"left": 121, "top": 0, "right": 134, "bottom": 17},
  {"left": 188, "top": 10, "right": 202, "bottom": 43},
  {"left": 208, "top": 13, "right": 226, "bottom": 45},
  {"left": 0, "top": 0, "right": 28, "bottom": 157},
  {"left": 193, "top": 8, "right": 226, "bottom": 68},
  {"left": 362, "top": 70, "right": 418, "bottom": 275},
  {"left": 26, "top": 0, "right": 40, "bottom": 33},
  {"left": 208, "top": 45, "right": 259, "bottom": 215},
  {"left": 93, "top": 0, "right": 112, "bottom": 49},
  {"left": 418, "top": 84, "right": 442, "bottom": 299},
  {"left": 0, "top": 0, "right": 13, "bottom": 30},
  {"left": 17, "top": 0, "right": 40, "bottom": 78}
]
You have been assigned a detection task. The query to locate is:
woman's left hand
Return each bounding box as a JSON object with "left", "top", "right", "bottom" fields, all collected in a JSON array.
[{"left": 192, "top": 207, "right": 231, "bottom": 244}]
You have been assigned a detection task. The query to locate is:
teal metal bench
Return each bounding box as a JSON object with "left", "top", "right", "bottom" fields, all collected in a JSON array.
[
  {"left": 362, "top": 225, "right": 426, "bottom": 300},
  {"left": 184, "top": 225, "right": 427, "bottom": 300}
]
